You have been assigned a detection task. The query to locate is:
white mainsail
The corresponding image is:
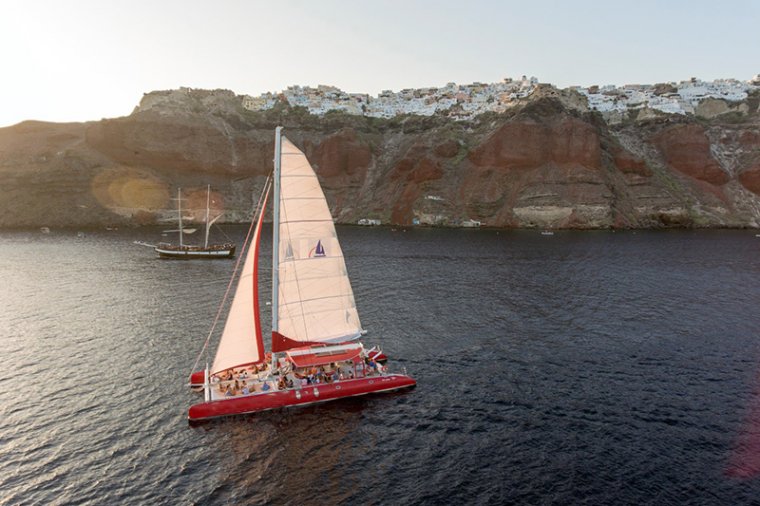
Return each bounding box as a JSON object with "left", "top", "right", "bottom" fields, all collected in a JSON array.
[
  {"left": 211, "top": 187, "right": 269, "bottom": 374},
  {"left": 275, "top": 136, "right": 363, "bottom": 345}
]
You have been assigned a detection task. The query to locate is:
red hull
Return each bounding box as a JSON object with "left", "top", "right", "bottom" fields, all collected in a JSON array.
[
  {"left": 188, "top": 374, "right": 416, "bottom": 421},
  {"left": 189, "top": 370, "right": 205, "bottom": 386}
]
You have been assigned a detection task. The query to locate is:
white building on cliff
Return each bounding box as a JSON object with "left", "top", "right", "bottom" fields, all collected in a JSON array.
[{"left": 241, "top": 75, "right": 758, "bottom": 120}]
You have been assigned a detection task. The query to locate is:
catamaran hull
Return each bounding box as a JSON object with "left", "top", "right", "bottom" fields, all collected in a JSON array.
[
  {"left": 189, "top": 370, "right": 206, "bottom": 387},
  {"left": 188, "top": 374, "right": 415, "bottom": 421},
  {"left": 156, "top": 246, "right": 236, "bottom": 259}
]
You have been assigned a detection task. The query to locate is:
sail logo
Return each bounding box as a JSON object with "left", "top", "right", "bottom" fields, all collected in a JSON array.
[{"left": 309, "top": 240, "right": 326, "bottom": 258}]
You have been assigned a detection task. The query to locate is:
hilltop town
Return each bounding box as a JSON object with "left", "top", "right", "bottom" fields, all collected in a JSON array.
[
  {"left": 237, "top": 75, "right": 760, "bottom": 122},
  {"left": 241, "top": 76, "right": 540, "bottom": 120}
]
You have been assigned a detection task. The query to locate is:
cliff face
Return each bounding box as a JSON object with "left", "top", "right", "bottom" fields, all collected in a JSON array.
[{"left": 1, "top": 87, "right": 759, "bottom": 229}]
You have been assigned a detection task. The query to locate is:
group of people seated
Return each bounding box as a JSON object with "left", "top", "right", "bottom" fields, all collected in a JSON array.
[
  {"left": 293, "top": 363, "right": 353, "bottom": 386},
  {"left": 211, "top": 355, "right": 385, "bottom": 399},
  {"left": 212, "top": 363, "right": 273, "bottom": 397},
  {"left": 218, "top": 362, "right": 270, "bottom": 382}
]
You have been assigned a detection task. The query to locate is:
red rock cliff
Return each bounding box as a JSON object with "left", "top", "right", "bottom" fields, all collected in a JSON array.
[{"left": 1, "top": 89, "right": 759, "bottom": 229}]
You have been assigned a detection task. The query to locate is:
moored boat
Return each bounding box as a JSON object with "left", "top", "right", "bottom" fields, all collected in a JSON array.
[
  {"left": 154, "top": 242, "right": 236, "bottom": 259},
  {"left": 135, "top": 185, "right": 235, "bottom": 259}
]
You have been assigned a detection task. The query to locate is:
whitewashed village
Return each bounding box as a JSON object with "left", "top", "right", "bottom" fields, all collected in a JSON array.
[{"left": 242, "top": 74, "right": 760, "bottom": 122}]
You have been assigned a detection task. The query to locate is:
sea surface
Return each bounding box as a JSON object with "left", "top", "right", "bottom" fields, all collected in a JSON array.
[{"left": 1, "top": 227, "right": 760, "bottom": 505}]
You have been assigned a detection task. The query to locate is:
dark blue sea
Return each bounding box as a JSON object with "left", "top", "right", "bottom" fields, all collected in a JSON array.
[{"left": 1, "top": 226, "right": 760, "bottom": 505}]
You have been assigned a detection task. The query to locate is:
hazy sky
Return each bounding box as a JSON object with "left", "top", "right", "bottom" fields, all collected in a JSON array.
[{"left": 1, "top": 0, "right": 758, "bottom": 127}]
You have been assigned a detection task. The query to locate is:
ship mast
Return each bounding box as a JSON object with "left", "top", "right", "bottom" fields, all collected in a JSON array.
[
  {"left": 272, "top": 126, "right": 283, "bottom": 363},
  {"left": 177, "top": 188, "right": 184, "bottom": 247},
  {"left": 204, "top": 184, "right": 211, "bottom": 249}
]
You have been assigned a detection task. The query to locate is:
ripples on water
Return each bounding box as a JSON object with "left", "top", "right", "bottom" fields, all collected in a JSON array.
[{"left": 1, "top": 228, "right": 759, "bottom": 504}]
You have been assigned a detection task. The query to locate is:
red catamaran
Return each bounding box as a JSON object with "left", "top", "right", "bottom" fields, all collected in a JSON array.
[{"left": 188, "top": 127, "right": 415, "bottom": 421}]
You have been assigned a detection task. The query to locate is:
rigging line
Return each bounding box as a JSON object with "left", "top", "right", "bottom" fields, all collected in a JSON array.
[
  {"left": 189, "top": 175, "right": 272, "bottom": 376},
  {"left": 216, "top": 221, "right": 234, "bottom": 243}
]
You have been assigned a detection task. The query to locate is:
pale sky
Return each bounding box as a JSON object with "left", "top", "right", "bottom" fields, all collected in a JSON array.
[{"left": 0, "top": 0, "right": 758, "bottom": 127}]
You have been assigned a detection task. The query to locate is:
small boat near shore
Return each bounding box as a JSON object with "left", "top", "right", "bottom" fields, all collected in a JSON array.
[
  {"left": 149, "top": 241, "right": 236, "bottom": 259},
  {"left": 135, "top": 185, "right": 235, "bottom": 259},
  {"left": 187, "top": 127, "right": 415, "bottom": 422}
]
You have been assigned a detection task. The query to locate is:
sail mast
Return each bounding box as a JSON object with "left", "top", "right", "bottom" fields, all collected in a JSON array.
[
  {"left": 178, "top": 187, "right": 184, "bottom": 247},
  {"left": 272, "top": 126, "right": 283, "bottom": 336},
  {"left": 204, "top": 184, "right": 211, "bottom": 249}
]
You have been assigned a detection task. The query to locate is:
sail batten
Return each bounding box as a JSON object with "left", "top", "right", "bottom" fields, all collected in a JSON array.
[
  {"left": 272, "top": 136, "right": 363, "bottom": 352},
  {"left": 280, "top": 219, "right": 335, "bottom": 225}
]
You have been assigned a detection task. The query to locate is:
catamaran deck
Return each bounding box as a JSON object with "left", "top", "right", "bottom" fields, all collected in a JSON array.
[{"left": 205, "top": 360, "right": 380, "bottom": 402}]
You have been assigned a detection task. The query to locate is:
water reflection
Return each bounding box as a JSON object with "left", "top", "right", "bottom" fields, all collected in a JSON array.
[
  {"left": 726, "top": 368, "right": 760, "bottom": 478},
  {"left": 194, "top": 400, "right": 368, "bottom": 503}
]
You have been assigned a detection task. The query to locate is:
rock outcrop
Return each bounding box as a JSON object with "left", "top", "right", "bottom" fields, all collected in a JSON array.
[
  {"left": 1, "top": 86, "right": 759, "bottom": 229},
  {"left": 654, "top": 124, "right": 730, "bottom": 185}
]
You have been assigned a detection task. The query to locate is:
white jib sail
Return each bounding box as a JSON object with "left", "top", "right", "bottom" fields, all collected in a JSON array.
[
  {"left": 211, "top": 196, "right": 266, "bottom": 375},
  {"left": 277, "top": 136, "right": 363, "bottom": 344}
]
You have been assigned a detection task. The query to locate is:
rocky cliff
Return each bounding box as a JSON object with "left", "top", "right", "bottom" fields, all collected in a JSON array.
[{"left": 1, "top": 86, "right": 759, "bottom": 229}]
